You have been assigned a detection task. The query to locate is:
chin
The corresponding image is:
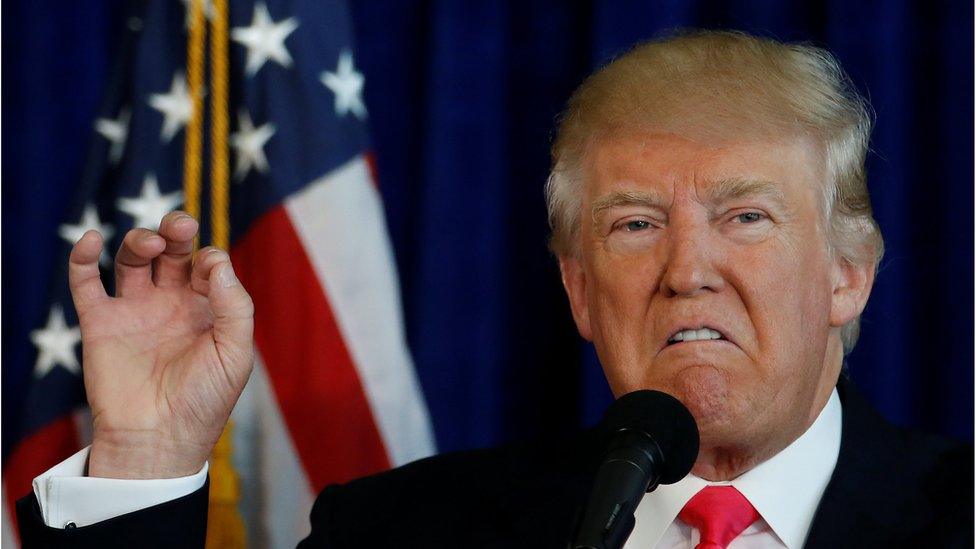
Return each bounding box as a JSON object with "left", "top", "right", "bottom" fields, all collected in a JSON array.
[
  {"left": 610, "top": 362, "right": 741, "bottom": 432},
  {"left": 667, "top": 364, "right": 735, "bottom": 431}
]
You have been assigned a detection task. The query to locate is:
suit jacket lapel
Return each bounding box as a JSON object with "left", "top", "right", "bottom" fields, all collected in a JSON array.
[{"left": 803, "top": 376, "right": 938, "bottom": 548}]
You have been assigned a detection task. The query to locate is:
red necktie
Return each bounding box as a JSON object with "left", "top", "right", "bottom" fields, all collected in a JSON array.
[{"left": 678, "top": 486, "right": 760, "bottom": 549}]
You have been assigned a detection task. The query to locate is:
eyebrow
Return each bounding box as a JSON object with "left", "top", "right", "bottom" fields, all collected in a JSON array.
[
  {"left": 590, "top": 177, "right": 790, "bottom": 219},
  {"left": 702, "top": 177, "right": 789, "bottom": 209},
  {"left": 590, "top": 189, "right": 668, "bottom": 217}
]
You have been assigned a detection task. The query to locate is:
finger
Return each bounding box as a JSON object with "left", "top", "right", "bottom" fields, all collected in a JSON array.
[
  {"left": 190, "top": 247, "right": 227, "bottom": 297},
  {"left": 153, "top": 211, "right": 199, "bottom": 288},
  {"left": 68, "top": 230, "right": 110, "bottom": 311},
  {"left": 114, "top": 228, "right": 166, "bottom": 297},
  {"left": 207, "top": 256, "right": 255, "bottom": 387}
]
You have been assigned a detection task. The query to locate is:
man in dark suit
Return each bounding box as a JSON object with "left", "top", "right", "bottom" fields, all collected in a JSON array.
[{"left": 16, "top": 30, "right": 973, "bottom": 548}]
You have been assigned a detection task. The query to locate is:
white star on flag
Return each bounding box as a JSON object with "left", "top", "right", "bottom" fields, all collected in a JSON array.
[
  {"left": 180, "top": 0, "right": 213, "bottom": 30},
  {"left": 117, "top": 174, "right": 184, "bottom": 230},
  {"left": 31, "top": 304, "right": 82, "bottom": 378},
  {"left": 231, "top": 2, "right": 299, "bottom": 77},
  {"left": 148, "top": 73, "right": 194, "bottom": 143},
  {"left": 320, "top": 49, "right": 367, "bottom": 119},
  {"left": 231, "top": 110, "right": 276, "bottom": 180},
  {"left": 59, "top": 204, "right": 115, "bottom": 266},
  {"left": 94, "top": 107, "right": 131, "bottom": 164}
]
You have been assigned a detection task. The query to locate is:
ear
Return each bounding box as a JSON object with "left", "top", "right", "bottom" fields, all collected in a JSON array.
[
  {"left": 829, "top": 255, "right": 875, "bottom": 328},
  {"left": 559, "top": 255, "right": 593, "bottom": 341}
]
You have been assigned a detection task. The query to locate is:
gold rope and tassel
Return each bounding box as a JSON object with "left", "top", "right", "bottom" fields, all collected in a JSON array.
[
  {"left": 208, "top": 0, "right": 230, "bottom": 250},
  {"left": 183, "top": 0, "right": 246, "bottom": 547},
  {"left": 182, "top": 0, "right": 205, "bottom": 235},
  {"left": 204, "top": 0, "right": 245, "bottom": 546}
]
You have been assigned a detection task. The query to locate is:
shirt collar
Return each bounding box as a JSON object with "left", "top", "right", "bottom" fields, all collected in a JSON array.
[{"left": 629, "top": 388, "right": 842, "bottom": 549}]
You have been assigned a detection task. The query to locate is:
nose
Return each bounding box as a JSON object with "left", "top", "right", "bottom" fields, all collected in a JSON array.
[{"left": 660, "top": 223, "right": 723, "bottom": 298}]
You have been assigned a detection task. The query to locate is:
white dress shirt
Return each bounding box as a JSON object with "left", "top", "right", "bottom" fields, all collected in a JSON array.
[
  {"left": 625, "top": 389, "right": 842, "bottom": 548},
  {"left": 34, "top": 389, "right": 840, "bottom": 546},
  {"left": 32, "top": 446, "right": 208, "bottom": 528}
]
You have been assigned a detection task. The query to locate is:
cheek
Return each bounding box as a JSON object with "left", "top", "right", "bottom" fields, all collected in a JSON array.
[
  {"left": 587, "top": 257, "right": 661, "bottom": 387},
  {"left": 589, "top": 254, "right": 658, "bottom": 323},
  {"left": 739, "top": 242, "right": 833, "bottom": 367}
]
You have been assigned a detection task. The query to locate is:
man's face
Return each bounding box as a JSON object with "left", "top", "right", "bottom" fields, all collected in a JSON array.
[{"left": 560, "top": 133, "right": 872, "bottom": 472}]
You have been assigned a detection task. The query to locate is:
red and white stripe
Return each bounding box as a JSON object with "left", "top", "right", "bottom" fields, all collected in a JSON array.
[
  {"left": 230, "top": 154, "right": 436, "bottom": 546},
  {"left": 231, "top": 354, "right": 317, "bottom": 546}
]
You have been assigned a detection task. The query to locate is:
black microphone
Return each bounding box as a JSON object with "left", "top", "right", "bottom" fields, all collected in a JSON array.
[{"left": 570, "top": 390, "right": 699, "bottom": 549}]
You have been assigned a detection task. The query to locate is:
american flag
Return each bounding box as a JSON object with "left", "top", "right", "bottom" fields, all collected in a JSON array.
[{"left": 2, "top": 0, "right": 436, "bottom": 546}]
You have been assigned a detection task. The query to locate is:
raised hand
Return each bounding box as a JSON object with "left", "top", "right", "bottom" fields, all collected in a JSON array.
[{"left": 68, "top": 211, "right": 254, "bottom": 479}]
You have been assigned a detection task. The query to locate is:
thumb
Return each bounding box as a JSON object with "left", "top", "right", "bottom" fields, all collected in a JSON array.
[{"left": 208, "top": 260, "right": 255, "bottom": 385}]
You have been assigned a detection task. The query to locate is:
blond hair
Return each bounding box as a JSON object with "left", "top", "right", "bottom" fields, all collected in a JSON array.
[{"left": 545, "top": 30, "right": 883, "bottom": 352}]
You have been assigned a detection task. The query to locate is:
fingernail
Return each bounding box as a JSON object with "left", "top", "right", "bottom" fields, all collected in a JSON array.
[{"left": 218, "top": 263, "right": 239, "bottom": 287}]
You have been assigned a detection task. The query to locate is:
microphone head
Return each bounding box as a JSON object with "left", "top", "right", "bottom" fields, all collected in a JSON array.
[{"left": 601, "top": 390, "right": 699, "bottom": 485}]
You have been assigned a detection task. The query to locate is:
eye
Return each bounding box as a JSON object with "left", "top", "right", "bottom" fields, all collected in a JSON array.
[
  {"left": 733, "top": 212, "right": 766, "bottom": 224},
  {"left": 624, "top": 220, "right": 652, "bottom": 232}
]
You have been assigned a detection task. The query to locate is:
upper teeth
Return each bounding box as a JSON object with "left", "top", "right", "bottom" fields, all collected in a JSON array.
[{"left": 670, "top": 328, "right": 723, "bottom": 343}]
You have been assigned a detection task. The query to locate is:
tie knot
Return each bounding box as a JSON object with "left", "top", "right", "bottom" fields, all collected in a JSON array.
[{"left": 678, "top": 486, "right": 760, "bottom": 549}]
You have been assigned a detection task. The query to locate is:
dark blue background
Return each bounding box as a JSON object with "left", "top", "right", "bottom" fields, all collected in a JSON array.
[{"left": 3, "top": 0, "right": 973, "bottom": 458}]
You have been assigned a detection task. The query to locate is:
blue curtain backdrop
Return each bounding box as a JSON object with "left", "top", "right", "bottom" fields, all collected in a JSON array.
[{"left": 3, "top": 0, "right": 972, "bottom": 459}]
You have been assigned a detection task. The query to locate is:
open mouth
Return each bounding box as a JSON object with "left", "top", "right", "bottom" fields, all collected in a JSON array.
[{"left": 666, "top": 327, "right": 726, "bottom": 345}]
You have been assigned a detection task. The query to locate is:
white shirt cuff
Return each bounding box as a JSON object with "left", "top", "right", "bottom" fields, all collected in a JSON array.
[{"left": 32, "top": 446, "right": 208, "bottom": 529}]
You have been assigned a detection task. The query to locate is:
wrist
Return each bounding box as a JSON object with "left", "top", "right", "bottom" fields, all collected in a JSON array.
[{"left": 89, "top": 430, "right": 208, "bottom": 479}]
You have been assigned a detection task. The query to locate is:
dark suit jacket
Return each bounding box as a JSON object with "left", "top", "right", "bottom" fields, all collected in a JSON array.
[{"left": 17, "top": 378, "right": 973, "bottom": 548}]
